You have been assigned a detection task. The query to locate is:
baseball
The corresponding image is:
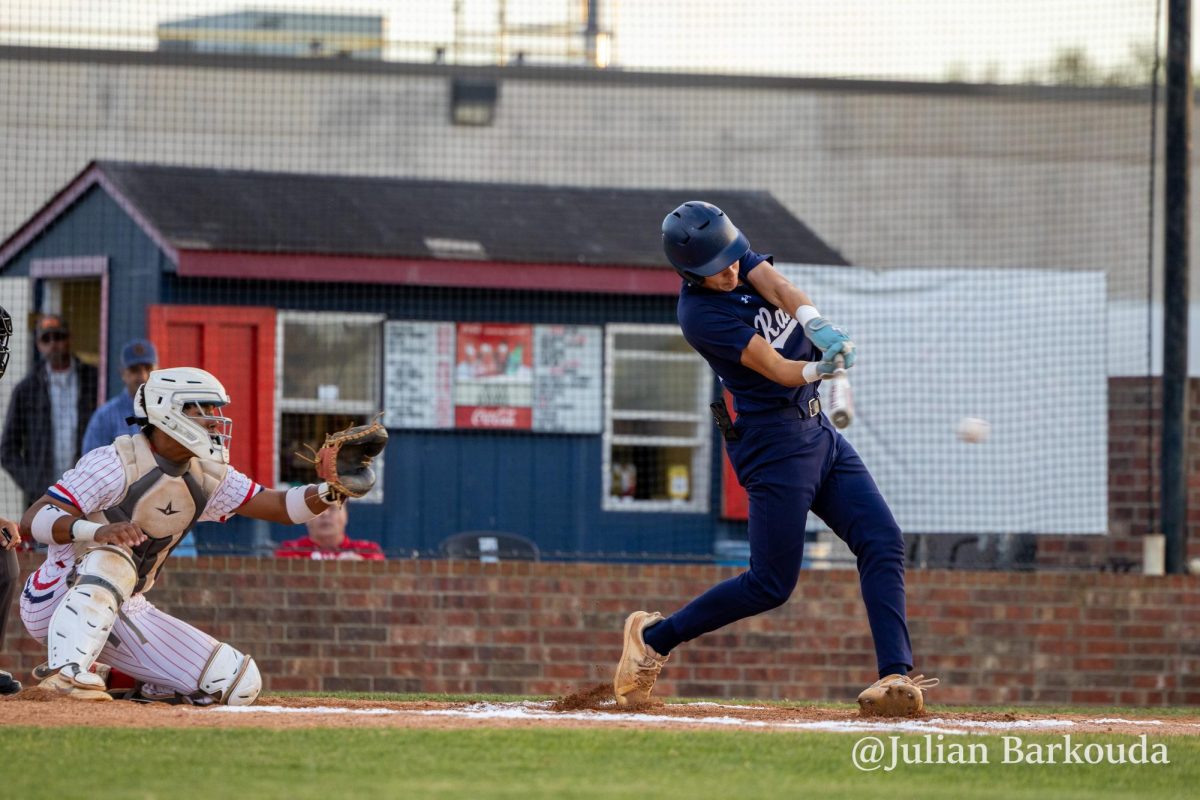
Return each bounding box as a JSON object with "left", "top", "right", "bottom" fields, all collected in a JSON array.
[{"left": 955, "top": 416, "right": 990, "bottom": 444}]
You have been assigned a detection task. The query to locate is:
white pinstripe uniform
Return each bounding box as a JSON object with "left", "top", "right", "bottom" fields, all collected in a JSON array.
[{"left": 20, "top": 441, "right": 260, "bottom": 695}]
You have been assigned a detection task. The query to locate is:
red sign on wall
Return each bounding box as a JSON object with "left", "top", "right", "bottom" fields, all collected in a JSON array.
[{"left": 453, "top": 322, "right": 534, "bottom": 429}]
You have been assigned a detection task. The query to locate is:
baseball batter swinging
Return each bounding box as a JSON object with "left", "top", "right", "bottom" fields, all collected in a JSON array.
[
  {"left": 613, "top": 201, "right": 937, "bottom": 716},
  {"left": 18, "top": 366, "right": 385, "bottom": 704}
]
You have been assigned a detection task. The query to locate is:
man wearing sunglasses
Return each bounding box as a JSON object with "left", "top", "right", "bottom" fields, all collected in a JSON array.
[{"left": 0, "top": 314, "right": 99, "bottom": 510}]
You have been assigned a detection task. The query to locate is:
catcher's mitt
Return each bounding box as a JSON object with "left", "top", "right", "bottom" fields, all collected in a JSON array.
[
  {"left": 306, "top": 415, "right": 388, "bottom": 504},
  {"left": 856, "top": 673, "right": 939, "bottom": 717}
]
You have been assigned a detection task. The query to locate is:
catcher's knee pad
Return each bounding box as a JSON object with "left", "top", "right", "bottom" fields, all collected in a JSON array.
[
  {"left": 47, "top": 546, "right": 137, "bottom": 674},
  {"left": 199, "top": 642, "right": 262, "bottom": 706}
]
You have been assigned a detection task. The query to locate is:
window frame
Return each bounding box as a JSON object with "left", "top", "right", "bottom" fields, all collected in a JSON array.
[
  {"left": 274, "top": 310, "right": 385, "bottom": 487},
  {"left": 602, "top": 323, "right": 712, "bottom": 513}
]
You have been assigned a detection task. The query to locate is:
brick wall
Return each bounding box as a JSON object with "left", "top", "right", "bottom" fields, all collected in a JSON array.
[{"left": 4, "top": 555, "right": 1198, "bottom": 706}]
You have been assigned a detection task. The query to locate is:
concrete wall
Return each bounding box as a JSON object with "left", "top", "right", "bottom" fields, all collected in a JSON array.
[
  {"left": 0, "top": 48, "right": 1165, "bottom": 299},
  {"left": 4, "top": 555, "right": 1198, "bottom": 704}
]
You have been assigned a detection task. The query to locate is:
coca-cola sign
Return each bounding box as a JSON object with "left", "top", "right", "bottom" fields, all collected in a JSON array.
[
  {"left": 472, "top": 407, "right": 517, "bottom": 427},
  {"left": 456, "top": 406, "right": 532, "bottom": 429}
]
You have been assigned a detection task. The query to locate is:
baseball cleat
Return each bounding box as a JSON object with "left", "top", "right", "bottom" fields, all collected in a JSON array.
[
  {"left": 857, "top": 673, "right": 939, "bottom": 717},
  {"left": 613, "top": 610, "right": 669, "bottom": 707},
  {"left": 38, "top": 665, "right": 113, "bottom": 702},
  {"left": 0, "top": 669, "right": 21, "bottom": 695}
]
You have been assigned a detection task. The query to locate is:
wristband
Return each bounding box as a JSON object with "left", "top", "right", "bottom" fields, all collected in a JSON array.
[
  {"left": 285, "top": 485, "right": 321, "bottom": 523},
  {"left": 801, "top": 362, "right": 823, "bottom": 384},
  {"left": 793, "top": 304, "right": 821, "bottom": 327},
  {"left": 69, "top": 518, "right": 102, "bottom": 542}
]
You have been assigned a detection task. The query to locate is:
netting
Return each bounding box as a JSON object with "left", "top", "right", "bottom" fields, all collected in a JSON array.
[{"left": 0, "top": 1, "right": 1168, "bottom": 568}]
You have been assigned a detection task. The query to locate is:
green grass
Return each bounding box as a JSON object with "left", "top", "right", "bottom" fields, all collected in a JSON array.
[{"left": 4, "top": 727, "right": 1196, "bottom": 800}]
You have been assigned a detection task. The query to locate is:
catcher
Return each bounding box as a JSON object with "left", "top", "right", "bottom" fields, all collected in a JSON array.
[{"left": 17, "top": 366, "right": 386, "bottom": 704}]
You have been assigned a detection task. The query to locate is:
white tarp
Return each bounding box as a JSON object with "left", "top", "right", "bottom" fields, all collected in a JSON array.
[
  {"left": 1109, "top": 300, "right": 1200, "bottom": 377},
  {"left": 777, "top": 264, "right": 1107, "bottom": 535}
]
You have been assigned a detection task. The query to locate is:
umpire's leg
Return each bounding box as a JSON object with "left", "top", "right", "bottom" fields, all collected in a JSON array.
[
  {"left": 810, "top": 432, "right": 913, "bottom": 679},
  {"left": 0, "top": 547, "right": 21, "bottom": 693}
]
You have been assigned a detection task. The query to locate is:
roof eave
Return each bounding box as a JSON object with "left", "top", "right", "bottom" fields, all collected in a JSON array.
[
  {"left": 175, "top": 250, "right": 682, "bottom": 295},
  {"left": 0, "top": 161, "right": 179, "bottom": 268}
]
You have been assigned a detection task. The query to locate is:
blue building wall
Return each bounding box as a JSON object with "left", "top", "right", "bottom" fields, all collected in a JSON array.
[
  {"left": 165, "top": 276, "right": 747, "bottom": 559},
  {"left": 2, "top": 193, "right": 749, "bottom": 560},
  {"left": 4, "top": 187, "right": 166, "bottom": 397}
]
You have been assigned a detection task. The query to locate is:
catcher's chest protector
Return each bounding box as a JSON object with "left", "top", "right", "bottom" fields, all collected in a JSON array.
[{"left": 76, "top": 434, "right": 226, "bottom": 593}]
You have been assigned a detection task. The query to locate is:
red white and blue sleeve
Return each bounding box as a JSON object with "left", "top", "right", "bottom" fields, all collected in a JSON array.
[{"left": 198, "top": 466, "right": 262, "bottom": 523}]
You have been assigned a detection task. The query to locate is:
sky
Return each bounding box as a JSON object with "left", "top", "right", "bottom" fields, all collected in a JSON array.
[{"left": 0, "top": 0, "right": 1163, "bottom": 81}]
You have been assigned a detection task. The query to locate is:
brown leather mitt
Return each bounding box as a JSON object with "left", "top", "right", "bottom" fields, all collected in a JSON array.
[
  {"left": 308, "top": 416, "right": 388, "bottom": 504},
  {"left": 857, "top": 673, "right": 939, "bottom": 717}
]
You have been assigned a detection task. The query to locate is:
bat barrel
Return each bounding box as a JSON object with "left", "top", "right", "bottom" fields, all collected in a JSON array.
[{"left": 826, "top": 371, "right": 854, "bottom": 429}]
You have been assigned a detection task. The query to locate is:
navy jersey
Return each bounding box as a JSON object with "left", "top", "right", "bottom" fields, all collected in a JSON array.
[{"left": 677, "top": 251, "right": 822, "bottom": 414}]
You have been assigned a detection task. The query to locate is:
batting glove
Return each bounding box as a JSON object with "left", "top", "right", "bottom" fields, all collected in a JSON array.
[
  {"left": 804, "top": 317, "right": 857, "bottom": 369},
  {"left": 816, "top": 357, "right": 844, "bottom": 379}
]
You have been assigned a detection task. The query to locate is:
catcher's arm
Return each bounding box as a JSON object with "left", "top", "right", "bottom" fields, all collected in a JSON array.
[{"left": 237, "top": 483, "right": 332, "bottom": 525}]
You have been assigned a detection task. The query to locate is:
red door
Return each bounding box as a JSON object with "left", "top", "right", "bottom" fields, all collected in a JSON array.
[
  {"left": 720, "top": 388, "right": 749, "bottom": 520},
  {"left": 148, "top": 305, "right": 276, "bottom": 484}
]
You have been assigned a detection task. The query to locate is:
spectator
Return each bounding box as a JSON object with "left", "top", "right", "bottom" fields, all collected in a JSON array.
[
  {"left": 0, "top": 314, "right": 98, "bottom": 508},
  {"left": 82, "top": 338, "right": 158, "bottom": 454},
  {"left": 274, "top": 503, "right": 384, "bottom": 561}
]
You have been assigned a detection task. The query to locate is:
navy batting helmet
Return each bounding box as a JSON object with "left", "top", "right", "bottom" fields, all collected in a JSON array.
[{"left": 661, "top": 201, "right": 749, "bottom": 286}]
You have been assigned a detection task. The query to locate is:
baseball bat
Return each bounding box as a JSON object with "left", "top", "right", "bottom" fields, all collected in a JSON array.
[{"left": 825, "top": 354, "right": 854, "bottom": 429}]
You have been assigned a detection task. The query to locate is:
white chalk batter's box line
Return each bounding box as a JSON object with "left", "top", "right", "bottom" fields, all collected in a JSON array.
[{"left": 211, "top": 702, "right": 1194, "bottom": 735}]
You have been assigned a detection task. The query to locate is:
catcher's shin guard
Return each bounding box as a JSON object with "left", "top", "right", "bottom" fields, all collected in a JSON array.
[
  {"left": 857, "top": 673, "right": 940, "bottom": 717},
  {"left": 44, "top": 547, "right": 136, "bottom": 699},
  {"left": 613, "top": 610, "right": 669, "bottom": 707}
]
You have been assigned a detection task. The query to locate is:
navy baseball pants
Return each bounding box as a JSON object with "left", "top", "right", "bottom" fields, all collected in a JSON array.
[{"left": 643, "top": 412, "right": 913, "bottom": 679}]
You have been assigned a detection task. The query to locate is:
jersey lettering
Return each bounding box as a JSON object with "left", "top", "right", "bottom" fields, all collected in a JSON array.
[
  {"left": 753, "top": 308, "right": 798, "bottom": 349},
  {"left": 677, "top": 249, "right": 822, "bottom": 414}
]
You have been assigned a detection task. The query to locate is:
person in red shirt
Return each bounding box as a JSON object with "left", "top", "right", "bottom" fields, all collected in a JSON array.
[{"left": 274, "top": 503, "right": 384, "bottom": 561}]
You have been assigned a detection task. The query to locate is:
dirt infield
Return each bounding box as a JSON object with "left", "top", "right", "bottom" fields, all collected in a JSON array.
[{"left": 3, "top": 684, "right": 1198, "bottom": 735}]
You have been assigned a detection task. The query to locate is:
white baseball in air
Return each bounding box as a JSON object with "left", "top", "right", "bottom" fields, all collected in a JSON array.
[{"left": 955, "top": 417, "right": 990, "bottom": 444}]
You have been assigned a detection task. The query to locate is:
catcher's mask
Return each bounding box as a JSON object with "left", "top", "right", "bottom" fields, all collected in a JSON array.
[
  {"left": 661, "top": 201, "right": 750, "bottom": 287},
  {"left": 131, "top": 367, "right": 233, "bottom": 463},
  {"left": 0, "top": 305, "right": 10, "bottom": 380}
]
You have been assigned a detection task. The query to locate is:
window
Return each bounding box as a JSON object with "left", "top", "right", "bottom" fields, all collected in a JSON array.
[
  {"left": 276, "top": 311, "right": 384, "bottom": 496},
  {"left": 603, "top": 324, "right": 712, "bottom": 513}
]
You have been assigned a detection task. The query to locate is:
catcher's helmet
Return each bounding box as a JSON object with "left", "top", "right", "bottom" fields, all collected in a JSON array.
[
  {"left": 133, "top": 367, "right": 232, "bottom": 463},
  {"left": 0, "top": 305, "right": 10, "bottom": 380},
  {"left": 662, "top": 201, "right": 749, "bottom": 286}
]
